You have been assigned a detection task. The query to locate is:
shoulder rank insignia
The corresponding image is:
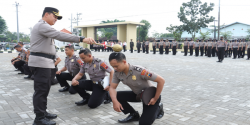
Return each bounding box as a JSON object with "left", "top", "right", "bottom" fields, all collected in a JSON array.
[{"left": 134, "top": 66, "right": 142, "bottom": 72}]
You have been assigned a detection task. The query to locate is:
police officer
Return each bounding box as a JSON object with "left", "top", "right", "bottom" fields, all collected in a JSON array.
[
  {"left": 97, "top": 41, "right": 101, "bottom": 52},
  {"left": 172, "top": 39, "right": 178, "bottom": 55},
  {"left": 101, "top": 40, "right": 105, "bottom": 52},
  {"left": 238, "top": 39, "right": 243, "bottom": 58},
  {"left": 194, "top": 39, "right": 200, "bottom": 57},
  {"left": 188, "top": 38, "right": 194, "bottom": 56},
  {"left": 93, "top": 43, "right": 97, "bottom": 52},
  {"left": 164, "top": 39, "right": 170, "bottom": 54},
  {"left": 232, "top": 40, "right": 239, "bottom": 59},
  {"left": 142, "top": 40, "right": 145, "bottom": 53},
  {"left": 158, "top": 39, "right": 164, "bottom": 54},
  {"left": 242, "top": 39, "right": 246, "bottom": 58},
  {"left": 56, "top": 45, "right": 86, "bottom": 93},
  {"left": 136, "top": 40, "right": 141, "bottom": 53},
  {"left": 216, "top": 37, "right": 227, "bottom": 62},
  {"left": 246, "top": 39, "right": 250, "bottom": 60},
  {"left": 108, "top": 52, "right": 164, "bottom": 125},
  {"left": 145, "top": 40, "right": 149, "bottom": 54},
  {"left": 207, "top": 39, "right": 213, "bottom": 57},
  {"left": 152, "top": 40, "right": 157, "bottom": 54},
  {"left": 204, "top": 40, "right": 208, "bottom": 56},
  {"left": 71, "top": 48, "right": 114, "bottom": 107},
  {"left": 123, "top": 41, "right": 127, "bottom": 52},
  {"left": 12, "top": 45, "right": 27, "bottom": 74},
  {"left": 200, "top": 39, "right": 205, "bottom": 56},
  {"left": 212, "top": 39, "right": 217, "bottom": 57},
  {"left": 29, "top": 7, "right": 95, "bottom": 125},
  {"left": 183, "top": 38, "right": 189, "bottom": 56},
  {"left": 130, "top": 39, "right": 134, "bottom": 53},
  {"left": 228, "top": 40, "right": 233, "bottom": 57}
]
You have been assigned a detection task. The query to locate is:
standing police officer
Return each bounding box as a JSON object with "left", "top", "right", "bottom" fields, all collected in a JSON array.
[
  {"left": 183, "top": 38, "right": 188, "bottom": 56},
  {"left": 136, "top": 40, "right": 141, "bottom": 53},
  {"left": 142, "top": 40, "right": 145, "bottom": 53},
  {"left": 200, "top": 39, "right": 205, "bottom": 56},
  {"left": 158, "top": 39, "right": 164, "bottom": 54},
  {"left": 130, "top": 39, "right": 134, "bottom": 53},
  {"left": 188, "top": 38, "right": 194, "bottom": 56},
  {"left": 232, "top": 40, "right": 239, "bottom": 59},
  {"left": 207, "top": 39, "right": 213, "bottom": 57},
  {"left": 216, "top": 37, "right": 227, "bottom": 62},
  {"left": 145, "top": 40, "right": 149, "bottom": 54},
  {"left": 228, "top": 40, "right": 233, "bottom": 57},
  {"left": 211, "top": 39, "right": 217, "bottom": 57},
  {"left": 242, "top": 39, "right": 246, "bottom": 58},
  {"left": 194, "top": 39, "right": 200, "bottom": 57},
  {"left": 164, "top": 39, "right": 170, "bottom": 54},
  {"left": 29, "top": 7, "right": 95, "bottom": 125},
  {"left": 152, "top": 40, "right": 157, "bottom": 54},
  {"left": 246, "top": 39, "right": 250, "bottom": 60},
  {"left": 172, "top": 39, "right": 178, "bottom": 55}
]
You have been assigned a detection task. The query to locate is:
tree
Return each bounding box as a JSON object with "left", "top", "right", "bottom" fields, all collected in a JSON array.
[
  {"left": 166, "top": 24, "right": 183, "bottom": 41},
  {"left": 0, "top": 16, "right": 7, "bottom": 34},
  {"left": 137, "top": 20, "right": 151, "bottom": 41},
  {"left": 220, "top": 31, "right": 233, "bottom": 40},
  {"left": 105, "top": 32, "right": 113, "bottom": 40},
  {"left": 199, "top": 31, "right": 211, "bottom": 40},
  {"left": 98, "top": 19, "right": 125, "bottom": 37},
  {"left": 178, "top": 0, "right": 215, "bottom": 39}
]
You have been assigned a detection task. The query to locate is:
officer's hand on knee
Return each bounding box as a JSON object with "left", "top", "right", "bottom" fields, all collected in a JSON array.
[
  {"left": 148, "top": 97, "right": 157, "bottom": 106},
  {"left": 56, "top": 71, "right": 61, "bottom": 75},
  {"left": 72, "top": 79, "right": 79, "bottom": 86}
]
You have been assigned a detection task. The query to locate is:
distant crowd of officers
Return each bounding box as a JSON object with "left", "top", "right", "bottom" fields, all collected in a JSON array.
[{"left": 92, "top": 38, "right": 250, "bottom": 62}]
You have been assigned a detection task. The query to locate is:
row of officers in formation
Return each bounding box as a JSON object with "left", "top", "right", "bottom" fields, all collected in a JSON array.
[
  {"left": 11, "top": 42, "right": 164, "bottom": 125},
  {"left": 92, "top": 38, "right": 250, "bottom": 63}
]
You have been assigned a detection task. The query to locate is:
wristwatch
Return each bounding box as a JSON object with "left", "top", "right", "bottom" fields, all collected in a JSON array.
[{"left": 80, "top": 36, "right": 85, "bottom": 42}]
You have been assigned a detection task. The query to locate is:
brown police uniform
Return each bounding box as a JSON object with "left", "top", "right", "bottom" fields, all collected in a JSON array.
[
  {"left": 112, "top": 64, "right": 161, "bottom": 125},
  {"left": 72, "top": 57, "right": 112, "bottom": 108}
]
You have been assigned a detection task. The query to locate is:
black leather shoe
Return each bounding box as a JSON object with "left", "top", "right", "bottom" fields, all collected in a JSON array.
[
  {"left": 58, "top": 87, "right": 69, "bottom": 92},
  {"left": 45, "top": 112, "right": 57, "bottom": 119},
  {"left": 118, "top": 111, "right": 140, "bottom": 123},
  {"left": 18, "top": 72, "right": 24, "bottom": 74},
  {"left": 14, "top": 69, "right": 19, "bottom": 71},
  {"left": 75, "top": 99, "right": 88, "bottom": 106},
  {"left": 103, "top": 99, "right": 111, "bottom": 104},
  {"left": 24, "top": 76, "right": 31, "bottom": 79},
  {"left": 33, "top": 117, "right": 56, "bottom": 125},
  {"left": 31, "top": 75, "right": 34, "bottom": 80},
  {"left": 156, "top": 103, "right": 164, "bottom": 119},
  {"left": 217, "top": 60, "right": 221, "bottom": 62}
]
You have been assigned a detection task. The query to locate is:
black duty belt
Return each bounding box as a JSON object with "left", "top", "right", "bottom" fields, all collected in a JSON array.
[{"left": 30, "top": 52, "right": 55, "bottom": 60}]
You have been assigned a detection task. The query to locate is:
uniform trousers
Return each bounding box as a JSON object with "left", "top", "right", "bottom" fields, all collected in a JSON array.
[
  {"left": 207, "top": 47, "right": 212, "bottom": 57},
  {"left": 212, "top": 47, "right": 216, "bottom": 57},
  {"left": 242, "top": 47, "right": 246, "bottom": 58},
  {"left": 172, "top": 46, "right": 176, "bottom": 55},
  {"left": 195, "top": 47, "right": 199, "bottom": 56},
  {"left": 189, "top": 46, "right": 193, "bottom": 55},
  {"left": 200, "top": 47, "right": 204, "bottom": 56},
  {"left": 145, "top": 45, "right": 149, "bottom": 54},
  {"left": 165, "top": 46, "right": 169, "bottom": 54},
  {"left": 123, "top": 46, "right": 126, "bottom": 52},
  {"left": 184, "top": 46, "right": 188, "bottom": 56},
  {"left": 142, "top": 46, "right": 145, "bottom": 53},
  {"left": 233, "top": 48, "right": 238, "bottom": 58},
  {"left": 14, "top": 60, "right": 25, "bottom": 73},
  {"left": 137, "top": 47, "right": 141, "bottom": 53},
  {"left": 153, "top": 46, "right": 156, "bottom": 54},
  {"left": 228, "top": 48, "right": 232, "bottom": 57},
  {"left": 159, "top": 46, "right": 163, "bottom": 54},
  {"left": 117, "top": 91, "right": 161, "bottom": 125},
  {"left": 247, "top": 48, "right": 250, "bottom": 59},
  {"left": 217, "top": 47, "right": 225, "bottom": 61},
  {"left": 72, "top": 79, "right": 107, "bottom": 108},
  {"left": 130, "top": 46, "right": 133, "bottom": 53},
  {"left": 205, "top": 47, "right": 207, "bottom": 56},
  {"left": 238, "top": 47, "right": 242, "bottom": 58}
]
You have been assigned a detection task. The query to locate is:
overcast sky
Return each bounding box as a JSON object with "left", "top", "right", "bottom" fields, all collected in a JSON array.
[{"left": 1, "top": 0, "right": 250, "bottom": 36}]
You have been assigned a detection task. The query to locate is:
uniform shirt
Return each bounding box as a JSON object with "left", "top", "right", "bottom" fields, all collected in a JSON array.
[
  {"left": 145, "top": 41, "right": 149, "bottom": 45},
  {"left": 65, "top": 54, "right": 83, "bottom": 76},
  {"left": 142, "top": 42, "right": 145, "bottom": 47},
  {"left": 194, "top": 42, "right": 199, "bottom": 47},
  {"left": 216, "top": 40, "right": 227, "bottom": 48},
  {"left": 112, "top": 64, "right": 157, "bottom": 94},
  {"left": 172, "top": 41, "right": 177, "bottom": 46},
  {"left": 200, "top": 42, "right": 205, "bottom": 47},
  {"left": 159, "top": 41, "right": 164, "bottom": 46},
  {"left": 228, "top": 43, "right": 233, "bottom": 48},
  {"left": 152, "top": 42, "right": 157, "bottom": 46},
  {"left": 79, "top": 57, "right": 112, "bottom": 81},
  {"left": 212, "top": 42, "right": 217, "bottom": 47},
  {"left": 184, "top": 41, "right": 189, "bottom": 46},
  {"left": 19, "top": 49, "right": 27, "bottom": 60},
  {"left": 130, "top": 42, "right": 134, "bottom": 47},
  {"left": 29, "top": 19, "right": 80, "bottom": 68},
  {"left": 232, "top": 42, "right": 238, "bottom": 48},
  {"left": 207, "top": 42, "right": 213, "bottom": 47},
  {"left": 204, "top": 42, "right": 208, "bottom": 46},
  {"left": 238, "top": 42, "right": 243, "bottom": 48},
  {"left": 164, "top": 42, "right": 170, "bottom": 47},
  {"left": 136, "top": 42, "right": 141, "bottom": 48},
  {"left": 242, "top": 42, "right": 246, "bottom": 47},
  {"left": 247, "top": 42, "right": 250, "bottom": 48},
  {"left": 188, "top": 41, "right": 194, "bottom": 46}
]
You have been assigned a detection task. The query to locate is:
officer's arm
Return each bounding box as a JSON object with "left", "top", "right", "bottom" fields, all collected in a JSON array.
[
  {"left": 153, "top": 75, "right": 165, "bottom": 100},
  {"left": 59, "top": 66, "right": 67, "bottom": 72},
  {"left": 73, "top": 72, "right": 84, "bottom": 81},
  {"left": 109, "top": 70, "right": 114, "bottom": 85},
  {"left": 109, "top": 82, "right": 119, "bottom": 103},
  {"left": 54, "top": 57, "right": 61, "bottom": 66}
]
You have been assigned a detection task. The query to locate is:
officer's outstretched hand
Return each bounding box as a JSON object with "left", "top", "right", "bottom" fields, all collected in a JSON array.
[
  {"left": 113, "top": 101, "right": 124, "bottom": 112},
  {"left": 56, "top": 71, "right": 61, "bottom": 75},
  {"left": 72, "top": 79, "right": 79, "bottom": 86},
  {"left": 148, "top": 97, "right": 157, "bottom": 106},
  {"left": 82, "top": 37, "right": 96, "bottom": 45}
]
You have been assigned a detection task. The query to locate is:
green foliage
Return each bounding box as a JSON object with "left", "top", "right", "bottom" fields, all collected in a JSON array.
[
  {"left": 98, "top": 19, "right": 125, "bottom": 37},
  {"left": 220, "top": 31, "right": 233, "bottom": 40},
  {"left": 2, "top": 31, "right": 30, "bottom": 42},
  {"left": 151, "top": 31, "right": 174, "bottom": 38},
  {"left": 199, "top": 31, "right": 211, "bottom": 40},
  {"left": 105, "top": 32, "right": 113, "bottom": 40},
  {"left": 137, "top": 20, "right": 151, "bottom": 41},
  {"left": 0, "top": 16, "right": 7, "bottom": 34},
  {"left": 166, "top": 24, "right": 183, "bottom": 41},
  {"left": 178, "top": 0, "right": 215, "bottom": 39}
]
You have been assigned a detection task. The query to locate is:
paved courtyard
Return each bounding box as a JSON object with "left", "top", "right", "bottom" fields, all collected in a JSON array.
[{"left": 0, "top": 51, "right": 250, "bottom": 125}]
